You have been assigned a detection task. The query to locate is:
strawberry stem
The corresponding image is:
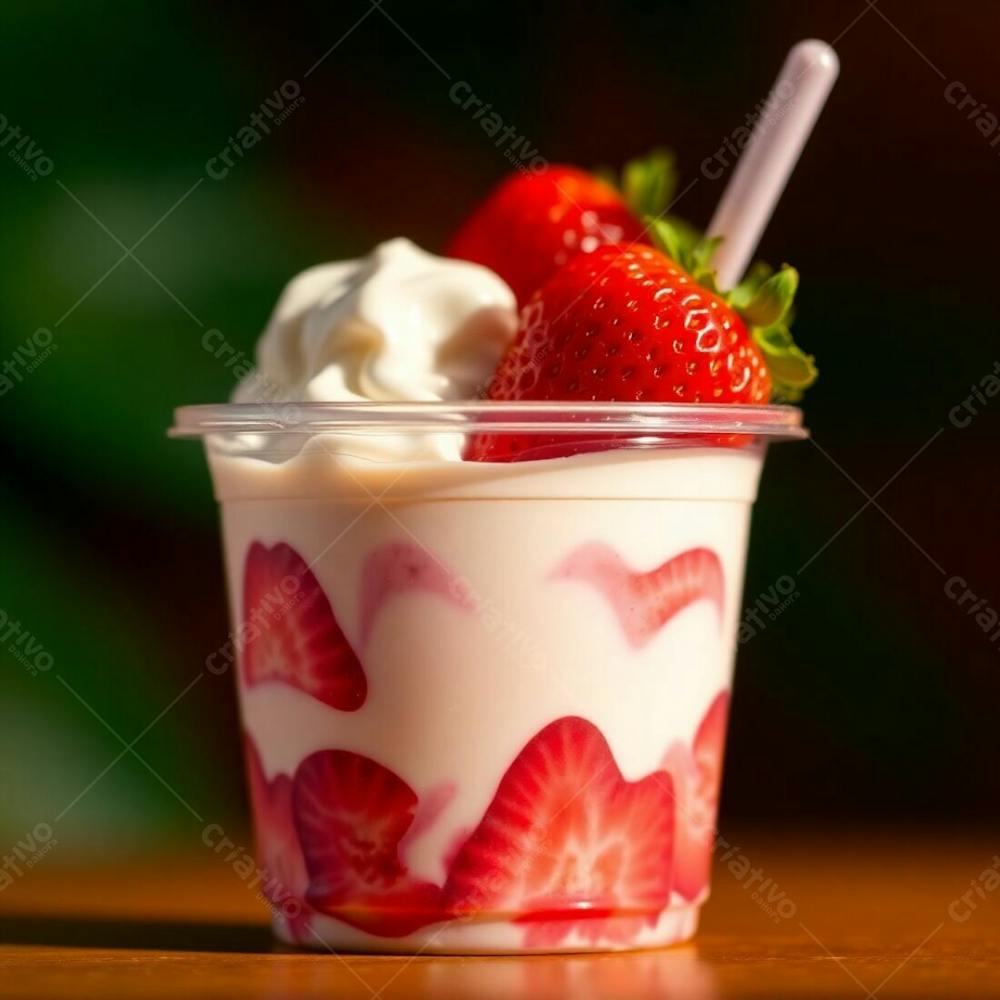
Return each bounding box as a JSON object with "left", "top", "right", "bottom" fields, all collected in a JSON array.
[
  {"left": 621, "top": 149, "right": 678, "bottom": 218},
  {"left": 597, "top": 149, "right": 678, "bottom": 219},
  {"left": 647, "top": 216, "right": 817, "bottom": 403}
]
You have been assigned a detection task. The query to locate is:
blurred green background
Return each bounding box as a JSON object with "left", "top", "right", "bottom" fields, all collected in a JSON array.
[{"left": 2, "top": 0, "right": 998, "bottom": 861}]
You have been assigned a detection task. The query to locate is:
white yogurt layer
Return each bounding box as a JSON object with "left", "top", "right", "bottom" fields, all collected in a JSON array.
[{"left": 216, "top": 444, "right": 763, "bottom": 898}]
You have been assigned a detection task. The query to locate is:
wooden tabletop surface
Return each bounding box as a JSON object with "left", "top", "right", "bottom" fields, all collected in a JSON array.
[{"left": 1, "top": 828, "right": 998, "bottom": 999}]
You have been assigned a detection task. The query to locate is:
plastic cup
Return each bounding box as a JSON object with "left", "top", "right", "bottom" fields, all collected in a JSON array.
[{"left": 171, "top": 401, "right": 805, "bottom": 954}]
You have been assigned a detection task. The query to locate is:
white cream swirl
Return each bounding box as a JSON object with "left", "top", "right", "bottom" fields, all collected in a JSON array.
[
  {"left": 233, "top": 238, "right": 516, "bottom": 460},
  {"left": 236, "top": 236, "right": 515, "bottom": 400}
]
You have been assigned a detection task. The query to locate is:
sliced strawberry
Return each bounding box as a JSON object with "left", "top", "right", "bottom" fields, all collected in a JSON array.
[
  {"left": 663, "top": 691, "right": 730, "bottom": 901},
  {"left": 554, "top": 543, "right": 724, "bottom": 648},
  {"left": 243, "top": 734, "right": 312, "bottom": 941},
  {"left": 442, "top": 716, "right": 675, "bottom": 947},
  {"left": 293, "top": 749, "right": 443, "bottom": 937},
  {"left": 242, "top": 541, "right": 366, "bottom": 711},
  {"left": 359, "top": 541, "right": 473, "bottom": 647}
]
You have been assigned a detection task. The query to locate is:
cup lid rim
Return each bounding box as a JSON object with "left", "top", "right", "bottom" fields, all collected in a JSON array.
[{"left": 170, "top": 400, "right": 808, "bottom": 440}]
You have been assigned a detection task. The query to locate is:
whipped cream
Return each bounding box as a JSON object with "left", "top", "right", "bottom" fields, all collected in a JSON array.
[{"left": 233, "top": 239, "right": 517, "bottom": 459}]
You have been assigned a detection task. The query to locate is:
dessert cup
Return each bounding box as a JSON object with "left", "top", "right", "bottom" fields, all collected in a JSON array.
[{"left": 172, "top": 401, "right": 805, "bottom": 954}]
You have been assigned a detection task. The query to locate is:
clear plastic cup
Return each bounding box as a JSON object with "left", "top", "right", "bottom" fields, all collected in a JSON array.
[{"left": 171, "top": 401, "right": 805, "bottom": 954}]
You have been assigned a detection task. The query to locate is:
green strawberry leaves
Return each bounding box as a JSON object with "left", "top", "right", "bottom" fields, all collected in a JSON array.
[
  {"left": 728, "top": 260, "right": 773, "bottom": 309},
  {"left": 598, "top": 149, "right": 679, "bottom": 220},
  {"left": 647, "top": 217, "right": 720, "bottom": 288},
  {"left": 647, "top": 216, "right": 817, "bottom": 403},
  {"left": 735, "top": 264, "right": 816, "bottom": 401},
  {"left": 738, "top": 265, "right": 798, "bottom": 328},
  {"left": 750, "top": 322, "right": 818, "bottom": 403},
  {"left": 622, "top": 148, "right": 678, "bottom": 218}
]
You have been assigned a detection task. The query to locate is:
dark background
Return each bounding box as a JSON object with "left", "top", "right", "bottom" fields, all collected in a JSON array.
[{"left": 2, "top": 0, "right": 997, "bottom": 861}]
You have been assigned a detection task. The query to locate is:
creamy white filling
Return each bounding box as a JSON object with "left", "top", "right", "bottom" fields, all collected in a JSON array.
[{"left": 233, "top": 238, "right": 518, "bottom": 460}]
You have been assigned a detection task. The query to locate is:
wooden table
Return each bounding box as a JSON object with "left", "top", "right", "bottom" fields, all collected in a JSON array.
[{"left": 1, "top": 829, "right": 998, "bottom": 998}]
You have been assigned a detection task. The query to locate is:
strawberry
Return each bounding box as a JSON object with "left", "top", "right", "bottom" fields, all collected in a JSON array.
[
  {"left": 662, "top": 691, "right": 730, "bottom": 901},
  {"left": 359, "top": 541, "right": 473, "bottom": 647},
  {"left": 554, "top": 543, "right": 723, "bottom": 648},
  {"left": 242, "top": 541, "right": 366, "bottom": 711},
  {"left": 466, "top": 223, "right": 816, "bottom": 461},
  {"left": 446, "top": 152, "right": 675, "bottom": 305},
  {"left": 293, "top": 748, "right": 443, "bottom": 937},
  {"left": 243, "top": 734, "right": 312, "bottom": 942},
  {"left": 442, "top": 716, "right": 675, "bottom": 948}
]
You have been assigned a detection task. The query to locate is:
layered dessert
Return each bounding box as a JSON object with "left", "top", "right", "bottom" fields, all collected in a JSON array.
[{"left": 178, "top": 153, "right": 814, "bottom": 953}]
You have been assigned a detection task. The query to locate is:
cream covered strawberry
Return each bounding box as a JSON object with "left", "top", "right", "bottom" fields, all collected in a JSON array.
[
  {"left": 554, "top": 543, "right": 724, "bottom": 648},
  {"left": 358, "top": 541, "right": 473, "bottom": 647}
]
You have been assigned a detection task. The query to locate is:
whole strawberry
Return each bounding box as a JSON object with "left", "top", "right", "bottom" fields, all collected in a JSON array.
[
  {"left": 446, "top": 153, "right": 675, "bottom": 305},
  {"left": 466, "top": 228, "right": 815, "bottom": 461}
]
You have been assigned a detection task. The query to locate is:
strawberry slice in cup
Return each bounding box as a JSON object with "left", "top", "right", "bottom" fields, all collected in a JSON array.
[
  {"left": 663, "top": 691, "right": 731, "bottom": 902},
  {"left": 241, "top": 541, "right": 367, "bottom": 711},
  {"left": 442, "top": 716, "right": 676, "bottom": 948}
]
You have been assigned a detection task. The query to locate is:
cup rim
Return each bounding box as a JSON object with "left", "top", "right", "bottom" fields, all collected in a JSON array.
[{"left": 170, "top": 400, "right": 807, "bottom": 440}]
